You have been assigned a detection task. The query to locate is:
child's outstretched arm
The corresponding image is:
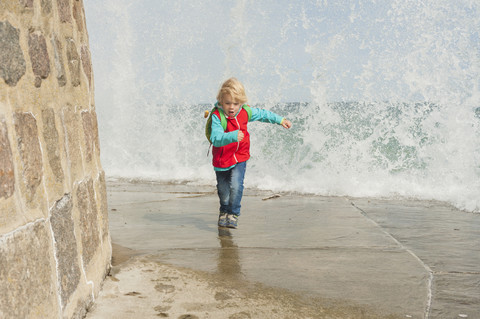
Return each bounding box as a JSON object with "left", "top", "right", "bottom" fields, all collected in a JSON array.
[{"left": 251, "top": 108, "right": 292, "bottom": 128}]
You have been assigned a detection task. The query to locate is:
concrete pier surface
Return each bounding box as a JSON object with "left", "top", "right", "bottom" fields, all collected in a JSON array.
[{"left": 86, "top": 180, "right": 479, "bottom": 319}]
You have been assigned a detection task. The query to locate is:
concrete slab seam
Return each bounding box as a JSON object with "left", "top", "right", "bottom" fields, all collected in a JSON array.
[{"left": 350, "top": 201, "right": 433, "bottom": 319}]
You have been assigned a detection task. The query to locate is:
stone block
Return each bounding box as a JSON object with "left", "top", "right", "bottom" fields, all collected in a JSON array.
[
  {"left": 61, "top": 106, "right": 83, "bottom": 180},
  {"left": 41, "top": 0, "right": 53, "bottom": 15},
  {"left": 41, "top": 108, "right": 64, "bottom": 183},
  {"left": 80, "top": 45, "right": 92, "bottom": 86},
  {"left": 97, "top": 171, "right": 109, "bottom": 239},
  {"left": 76, "top": 178, "right": 100, "bottom": 266},
  {"left": 0, "top": 116, "right": 15, "bottom": 199},
  {"left": 28, "top": 31, "right": 51, "bottom": 88},
  {"left": 0, "top": 20, "right": 26, "bottom": 86},
  {"left": 57, "top": 0, "right": 72, "bottom": 23},
  {"left": 73, "top": 0, "right": 84, "bottom": 32},
  {"left": 0, "top": 221, "right": 60, "bottom": 319},
  {"left": 50, "top": 194, "right": 81, "bottom": 308},
  {"left": 0, "top": 201, "right": 21, "bottom": 235},
  {"left": 13, "top": 112, "right": 43, "bottom": 202},
  {"left": 66, "top": 37, "right": 81, "bottom": 87},
  {"left": 51, "top": 35, "right": 67, "bottom": 87},
  {"left": 20, "top": 0, "right": 34, "bottom": 8},
  {"left": 91, "top": 110, "right": 100, "bottom": 154},
  {"left": 20, "top": 0, "right": 33, "bottom": 8},
  {"left": 81, "top": 111, "right": 94, "bottom": 162}
]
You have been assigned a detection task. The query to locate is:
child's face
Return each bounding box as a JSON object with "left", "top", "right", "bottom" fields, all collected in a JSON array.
[{"left": 220, "top": 94, "right": 242, "bottom": 117}]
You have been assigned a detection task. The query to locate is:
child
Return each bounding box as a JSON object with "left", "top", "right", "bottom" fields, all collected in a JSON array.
[{"left": 209, "top": 78, "right": 292, "bottom": 228}]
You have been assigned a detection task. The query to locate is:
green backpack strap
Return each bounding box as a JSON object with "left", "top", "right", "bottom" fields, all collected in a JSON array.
[
  {"left": 242, "top": 104, "right": 252, "bottom": 121},
  {"left": 217, "top": 106, "right": 227, "bottom": 130},
  {"left": 205, "top": 103, "right": 227, "bottom": 144}
]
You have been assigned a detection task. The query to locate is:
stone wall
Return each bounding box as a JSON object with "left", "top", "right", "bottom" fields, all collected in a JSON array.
[{"left": 0, "top": 1, "right": 111, "bottom": 318}]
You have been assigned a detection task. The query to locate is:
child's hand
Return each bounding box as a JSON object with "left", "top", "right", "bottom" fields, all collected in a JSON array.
[
  {"left": 238, "top": 130, "right": 244, "bottom": 141},
  {"left": 281, "top": 119, "right": 292, "bottom": 129}
]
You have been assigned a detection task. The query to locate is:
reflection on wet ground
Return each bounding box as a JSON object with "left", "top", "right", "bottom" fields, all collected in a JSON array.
[
  {"left": 217, "top": 228, "right": 242, "bottom": 280},
  {"left": 106, "top": 180, "right": 480, "bottom": 318}
]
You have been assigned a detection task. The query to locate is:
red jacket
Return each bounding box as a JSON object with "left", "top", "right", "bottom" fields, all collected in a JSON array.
[{"left": 212, "top": 108, "right": 250, "bottom": 168}]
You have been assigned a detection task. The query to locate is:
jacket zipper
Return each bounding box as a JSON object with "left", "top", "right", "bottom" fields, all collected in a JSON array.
[{"left": 233, "top": 116, "right": 240, "bottom": 163}]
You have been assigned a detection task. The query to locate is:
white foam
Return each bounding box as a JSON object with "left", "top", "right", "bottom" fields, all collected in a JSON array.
[{"left": 84, "top": 1, "right": 480, "bottom": 213}]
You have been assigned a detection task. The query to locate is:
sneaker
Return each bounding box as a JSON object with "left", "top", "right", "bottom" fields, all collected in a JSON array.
[
  {"left": 226, "top": 214, "right": 238, "bottom": 229},
  {"left": 218, "top": 212, "right": 228, "bottom": 227}
]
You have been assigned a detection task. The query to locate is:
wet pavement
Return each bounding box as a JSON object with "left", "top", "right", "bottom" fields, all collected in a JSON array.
[{"left": 86, "top": 180, "right": 480, "bottom": 318}]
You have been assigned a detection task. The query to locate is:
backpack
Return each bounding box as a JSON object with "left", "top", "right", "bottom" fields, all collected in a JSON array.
[{"left": 205, "top": 103, "right": 252, "bottom": 144}]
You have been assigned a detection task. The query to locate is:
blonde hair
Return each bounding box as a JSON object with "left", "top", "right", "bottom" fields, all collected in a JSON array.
[{"left": 216, "top": 77, "right": 248, "bottom": 104}]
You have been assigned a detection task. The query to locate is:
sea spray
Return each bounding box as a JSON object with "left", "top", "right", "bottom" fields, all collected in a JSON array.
[
  {"left": 250, "top": 101, "right": 480, "bottom": 213},
  {"left": 84, "top": 0, "right": 480, "bottom": 212}
]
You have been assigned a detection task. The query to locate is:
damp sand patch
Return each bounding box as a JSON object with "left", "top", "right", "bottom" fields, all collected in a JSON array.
[
  {"left": 111, "top": 243, "right": 142, "bottom": 266},
  {"left": 86, "top": 255, "right": 402, "bottom": 319}
]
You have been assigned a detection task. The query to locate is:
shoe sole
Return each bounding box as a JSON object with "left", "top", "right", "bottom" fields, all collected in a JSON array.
[
  {"left": 226, "top": 223, "right": 237, "bottom": 229},
  {"left": 218, "top": 221, "right": 228, "bottom": 227}
]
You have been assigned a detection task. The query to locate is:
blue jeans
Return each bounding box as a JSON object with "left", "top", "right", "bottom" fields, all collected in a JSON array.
[{"left": 215, "top": 161, "right": 247, "bottom": 216}]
